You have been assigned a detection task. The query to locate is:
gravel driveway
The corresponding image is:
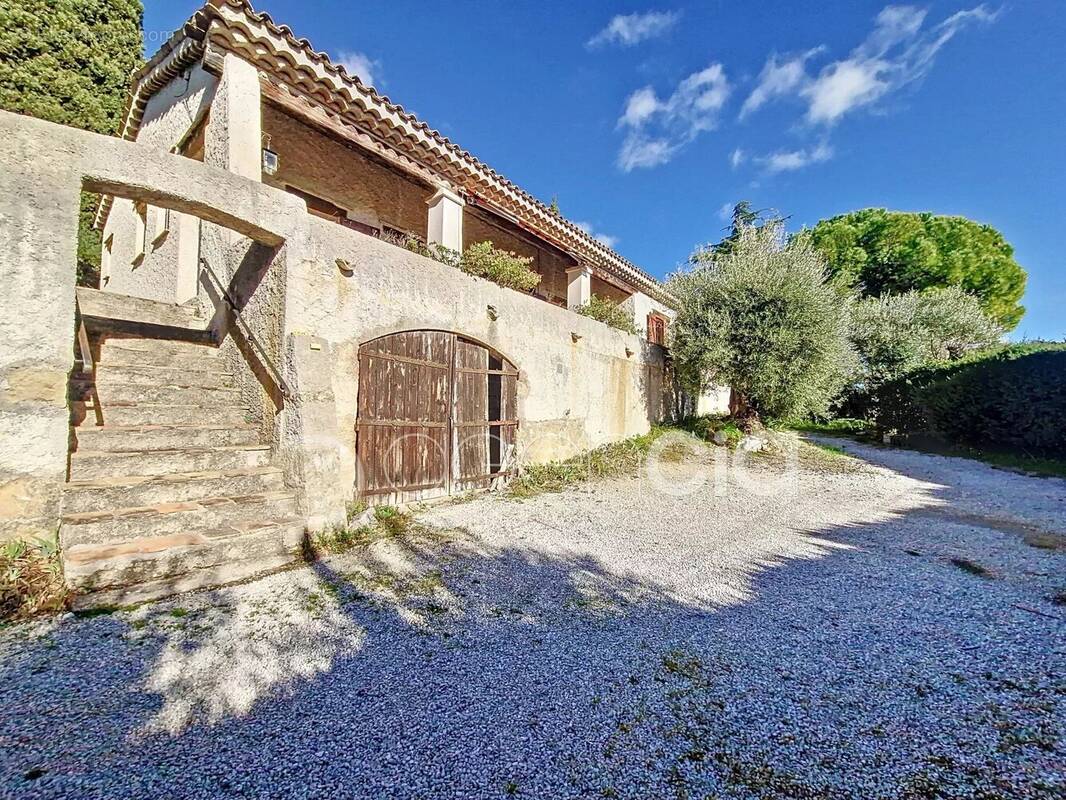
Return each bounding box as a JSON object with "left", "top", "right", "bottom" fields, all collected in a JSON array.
[{"left": 1, "top": 436, "right": 1063, "bottom": 799}]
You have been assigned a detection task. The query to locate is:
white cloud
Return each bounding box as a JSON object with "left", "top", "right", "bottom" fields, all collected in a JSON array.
[
  {"left": 588, "top": 10, "right": 681, "bottom": 48},
  {"left": 717, "top": 202, "right": 735, "bottom": 222},
  {"left": 336, "top": 51, "right": 381, "bottom": 88},
  {"left": 757, "top": 141, "right": 834, "bottom": 174},
  {"left": 740, "top": 47, "right": 824, "bottom": 119},
  {"left": 575, "top": 221, "right": 620, "bottom": 249},
  {"left": 729, "top": 147, "right": 746, "bottom": 169},
  {"left": 620, "top": 86, "right": 661, "bottom": 127},
  {"left": 803, "top": 59, "right": 888, "bottom": 123},
  {"left": 739, "top": 4, "right": 997, "bottom": 125},
  {"left": 616, "top": 63, "right": 731, "bottom": 171},
  {"left": 617, "top": 136, "right": 677, "bottom": 171}
]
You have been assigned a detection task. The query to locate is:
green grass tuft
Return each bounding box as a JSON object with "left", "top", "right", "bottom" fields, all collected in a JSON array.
[
  {"left": 306, "top": 505, "right": 414, "bottom": 557},
  {"left": 508, "top": 429, "right": 668, "bottom": 498},
  {"left": 1, "top": 535, "right": 69, "bottom": 622}
]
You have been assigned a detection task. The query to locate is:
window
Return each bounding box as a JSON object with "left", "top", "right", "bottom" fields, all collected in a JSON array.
[
  {"left": 285, "top": 185, "right": 380, "bottom": 236},
  {"left": 647, "top": 313, "right": 667, "bottom": 346}
]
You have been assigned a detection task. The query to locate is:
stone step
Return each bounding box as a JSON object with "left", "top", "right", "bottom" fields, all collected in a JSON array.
[
  {"left": 100, "top": 344, "right": 223, "bottom": 371},
  {"left": 77, "top": 287, "right": 209, "bottom": 332},
  {"left": 78, "top": 402, "right": 248, "bottom": 427},
  {"left": 94, "top": 364, "right": 234, "bottom": 390},
  {"left": 101, "top": 337, "right": 220, "bottom": 358},
  {"left": 61, "top": 490, "right": 298, "bottom": 547},
  {"left": 72, "top": 424, "right": 260, "bottom": 453},
  {"left": 90, "top": 383, "right": 242, "bottom": 407},
  {"left": 63, "top": 466, "right": 286, "bottom": 514},
  {"left": 64, "top": 519, "right": 304, "bottom": 606},
  {"left": 70, "top": 444, "right": 271, "bottom": 480}
]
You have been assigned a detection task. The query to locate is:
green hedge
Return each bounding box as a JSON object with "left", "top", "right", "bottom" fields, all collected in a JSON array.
[{"left": 874, "top": 343, "right": 1066, "bottom": 456}]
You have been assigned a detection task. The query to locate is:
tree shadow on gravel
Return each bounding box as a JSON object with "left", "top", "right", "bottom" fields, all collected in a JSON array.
[{"left": 0, "top": 463, "right": 1063, "bottom": 799}]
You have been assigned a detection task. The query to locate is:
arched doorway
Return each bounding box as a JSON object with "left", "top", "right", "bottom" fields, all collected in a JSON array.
[{"left": 355, "top": 330, "right": 518, "bottom": 505}]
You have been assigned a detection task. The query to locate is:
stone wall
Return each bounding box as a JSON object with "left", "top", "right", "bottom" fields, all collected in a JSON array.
[
  {"left": 0, "top": 110, "right": 304, "bottom": 542},
  {"left": 283, "top": 216, "right": 674, "bottom": 507}
]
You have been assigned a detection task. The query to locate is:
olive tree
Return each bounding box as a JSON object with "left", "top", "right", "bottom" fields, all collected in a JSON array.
[{"left": 669, "top": 221, "right": 855, "bottom": 424}]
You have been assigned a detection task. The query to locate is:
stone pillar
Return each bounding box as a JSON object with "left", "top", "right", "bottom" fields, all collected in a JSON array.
[
  {"left": 174, "top": 213, "right": 201, "bottom": 303},
  {"left": 279, "top": 333, "right": 347, "bottom": 531},
  {"left": 204, "top": 53, "right": 262, "bottom": 181},
  {"left": 0, "top": 136, "right": 80, "bottom": 543},
  {"left": 426, "top": 188, "right": 464, "bottom": 252},
  {"left": 566, "top": 265, "right": 593, "bottom": 309}
]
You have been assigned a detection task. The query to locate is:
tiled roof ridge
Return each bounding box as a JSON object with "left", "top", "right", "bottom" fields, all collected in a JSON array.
[{"left": 111, "top": 0, "right": 673, "bottom": 302}]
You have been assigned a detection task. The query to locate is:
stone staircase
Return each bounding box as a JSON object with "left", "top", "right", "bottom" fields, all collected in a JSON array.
[{"left": 62, "top": 294, "right": 303, "bottom": 607}]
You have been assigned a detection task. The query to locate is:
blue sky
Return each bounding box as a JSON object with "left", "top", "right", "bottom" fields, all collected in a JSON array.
[{"left": 143, "top": 1, "right": 1064, "bottom": 340}]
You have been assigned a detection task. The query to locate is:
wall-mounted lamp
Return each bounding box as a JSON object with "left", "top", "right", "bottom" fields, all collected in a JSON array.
[
  {"left": 625, "top": 347, "right": 634, "bottom": 358},
  {"left": 487, "top": 304, "right": 499, "bottom": 321},
  {"left": 262, "top": 134, "right": 279, "bottom": 175},
  {"left": 571, "top": 332, "right": 583, "bottom": 343},
  {"left": 336, "top": 258, "right": 354, "bottom": 275},
  {"left": 262, "top": 148, "right": 279, "bottom": 176}
]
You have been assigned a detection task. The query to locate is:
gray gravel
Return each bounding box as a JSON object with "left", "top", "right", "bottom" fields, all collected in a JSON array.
[{"left": 1, "top": 435, "right": 1063, "bottom": 799}]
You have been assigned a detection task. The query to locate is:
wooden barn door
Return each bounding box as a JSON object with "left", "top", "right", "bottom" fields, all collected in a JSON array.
[
  {"left": 453, "top": 339, "right": 519, "bottom": 493},
  {"left": 356, "top": 331, "right": 517, "bottom": 505}
]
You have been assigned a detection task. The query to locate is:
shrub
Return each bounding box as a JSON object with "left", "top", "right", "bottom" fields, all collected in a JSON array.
[
  {"left": 669, "top": 221, "right": 856, "bottom": 424},
  {"left": 0, "top": 0, "right": 144, "bottom": 286},
  {"left": 920, "top": 347, "right": 1066, "bottom": 456},
  {"left": 850, "top": 287, "right": 1002, "bottom": 390},
  {"left": 382, "top": 232, "right": 541, "bottom": 294},
  {"left": 874, "top": 343, "right": 1066, "bottom": 456},
  {"left": 458, "top": 241, "right": 541, "bottom": 293},
  {"left": 574, "top": 294, "right": 638, "bottom": 334}
]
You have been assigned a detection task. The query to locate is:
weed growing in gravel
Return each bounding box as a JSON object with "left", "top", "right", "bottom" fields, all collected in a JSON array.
[
  {"left": 0, "top": 535, "right": 69, "bottom": 622},
  {"left": 678, "top": 415, "right": 743, "bottom": 448},
  {"left": 306, "top": 505, "right": 413, "bottom": 556},
  {"left": 345, "top": 500, "right": 368, "bottom": 522},
  {"left": 1022, "top": 531, "right": 1065, "bottom": 551},
  {"left": 661, "top": 649, "right": 704, "bottom": 682},
  {"left": 949, "top": 557, "right": 993, "bottom": 578},
  {"left": 509, "top": 428, "right": 668, "bottom": 498}
]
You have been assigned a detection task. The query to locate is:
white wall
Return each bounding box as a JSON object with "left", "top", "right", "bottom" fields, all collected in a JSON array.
[
  {"left": 284, "top": 217, "right": 674, "bottom": 496},
  {"left": 622, "top": 290, "right": 676, "bottom": 336},
  {"left": 100, "top": 64, "right": 217, "bottom": 303}
]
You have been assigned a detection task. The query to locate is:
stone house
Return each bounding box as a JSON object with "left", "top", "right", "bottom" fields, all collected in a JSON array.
[{"left": 0, "top": 0, "right": 727, "bottom": 606}]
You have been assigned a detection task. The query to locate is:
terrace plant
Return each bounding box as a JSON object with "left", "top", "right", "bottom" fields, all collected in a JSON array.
[
  {"left": 575, "top": 294, "right": 638, "bottom": 334},
  {"left": 382, "top": 232, "right": 541, "bottom": 294}
]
